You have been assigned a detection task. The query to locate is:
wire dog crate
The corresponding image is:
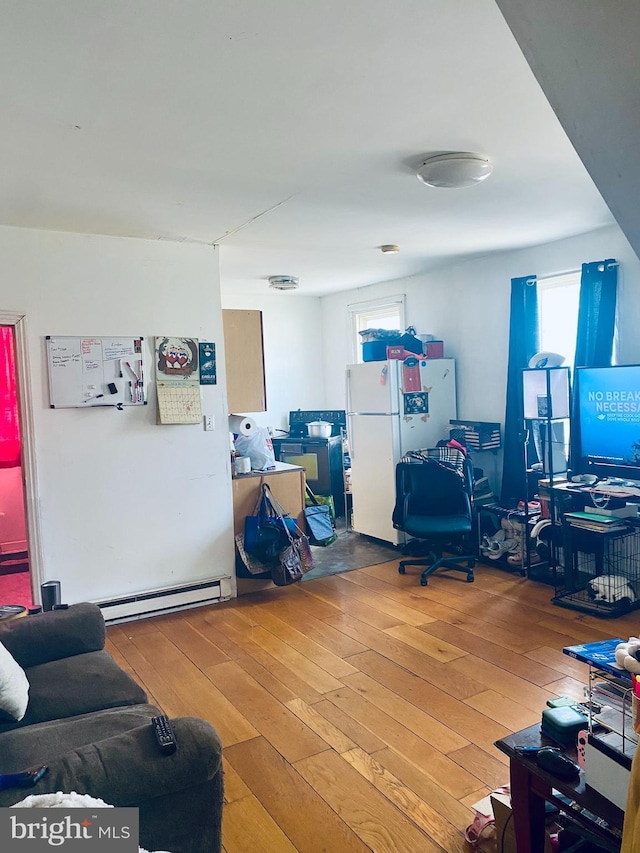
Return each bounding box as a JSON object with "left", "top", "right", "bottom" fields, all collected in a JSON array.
[{"left": 552, "top": 520, "right": 640, "bottom": 617}]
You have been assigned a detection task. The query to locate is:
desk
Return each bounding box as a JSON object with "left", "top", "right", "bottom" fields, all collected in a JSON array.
[{"left": 495, "top": 724, "right": 624, "bottom": 852}]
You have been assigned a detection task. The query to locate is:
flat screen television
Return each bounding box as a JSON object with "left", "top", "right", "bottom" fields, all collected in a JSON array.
[{"left": 575, "top": 364, "right": 640, "bottom": 481}]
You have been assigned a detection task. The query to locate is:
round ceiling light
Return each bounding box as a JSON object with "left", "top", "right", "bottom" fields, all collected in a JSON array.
[
  {"left": 268, "top": 275, "right": 299, "bottom": 291},
  {"left": 416, "top": 152, "right": 493, "bottom": 189},
  {"left": 380, "top": 244, "right": 400, "bottom": 254}
]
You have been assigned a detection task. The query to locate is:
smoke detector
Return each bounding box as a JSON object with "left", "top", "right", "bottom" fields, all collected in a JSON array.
[{"left": 268, "top": 275, "right": 299, "bottom": 291}]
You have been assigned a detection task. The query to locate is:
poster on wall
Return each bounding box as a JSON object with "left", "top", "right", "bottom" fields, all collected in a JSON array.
[
  {"left": 199, "top": 342, "right": 217, "bottom": 385},
  {"left": 155, "top": 337, "right": 199, "bottom": 382},
  {"left": 154, "top": 336, "right": 202, "bottom": 425}
]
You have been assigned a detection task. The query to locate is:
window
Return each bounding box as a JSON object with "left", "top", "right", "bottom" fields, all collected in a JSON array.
[
  {"left": 349, "top": 296, "right": 405, "bottom": 363},
  {"left": 537, "top": 271, "right": 581, "bottom": 370}
]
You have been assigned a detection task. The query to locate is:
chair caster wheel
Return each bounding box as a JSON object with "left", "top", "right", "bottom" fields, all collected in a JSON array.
[
  {"left": 398, "top": 565, "right": 406, "bottom": 575},
  {"left": 420, "top": 577, "right": 428, "bottom": 586},
  {"left": 467, "top": 573, "right": 474, "bottom": 583}
]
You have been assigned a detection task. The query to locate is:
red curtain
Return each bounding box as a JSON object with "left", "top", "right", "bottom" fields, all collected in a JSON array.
[{"left": 0, "top": 326, "right": 21, "bottom": 468}]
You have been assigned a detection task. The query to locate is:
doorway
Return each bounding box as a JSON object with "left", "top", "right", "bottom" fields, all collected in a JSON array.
[{"left": 0, "top": 317, "right": 40, "bottom": 608}]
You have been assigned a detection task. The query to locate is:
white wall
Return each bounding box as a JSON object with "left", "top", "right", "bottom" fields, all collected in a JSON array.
[
  {"left": 495, "top": 0, "right": 640, "bottom": 262},
  {"left": 220, "top": 292, "right": 325, "bottom": 431},
  {"left": 0, "top": 225, "right": 235, "bottom": 603},
  {"left": 321, "top": 223, "right": 640, "bottom": 488}
]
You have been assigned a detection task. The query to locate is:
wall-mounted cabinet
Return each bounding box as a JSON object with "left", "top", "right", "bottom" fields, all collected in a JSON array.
[{"left": 223, "top": 309, "right": 267, "bottom": 413}]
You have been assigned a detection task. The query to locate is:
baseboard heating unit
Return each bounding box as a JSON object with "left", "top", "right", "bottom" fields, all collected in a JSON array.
[{"left": 97, "top": 576, "right": 233, "bottom": 623}]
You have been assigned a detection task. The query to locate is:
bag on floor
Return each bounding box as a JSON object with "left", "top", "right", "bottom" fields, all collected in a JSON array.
[
  {"left": 261, "top": 483, "right": 315, "bottom": 585},
  {"left": 273, "top": 535, "right": 315, "bottom": 586},
  {"left": 304, "top": 485, "right": 337, "bottom": 546}
]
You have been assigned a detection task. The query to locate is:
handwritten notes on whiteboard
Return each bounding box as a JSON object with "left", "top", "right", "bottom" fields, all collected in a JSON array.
[{"left": 46, "top": 336, "right": 145, "bottom": 408}]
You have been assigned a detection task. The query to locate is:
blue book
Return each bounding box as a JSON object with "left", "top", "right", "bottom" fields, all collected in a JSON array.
[{"left": 563, "top": 638, "right": 631, "bottom": 679}]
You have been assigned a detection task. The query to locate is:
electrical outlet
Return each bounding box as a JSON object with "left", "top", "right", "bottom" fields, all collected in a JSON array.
[{"left": 204, "top": 415, "right": 214, "bottom": 431}]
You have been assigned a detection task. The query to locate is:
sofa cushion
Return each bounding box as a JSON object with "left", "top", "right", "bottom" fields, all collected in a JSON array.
[
  {"left": 0, "top": 640, "right": 29, "bottom": 721},
  {"left": 0, "top": 604, "right": 106, "bottom": 668},
  {"left": 0, "top": 704, "right": 160, "bottom": 772},
  {"left": 0, "top": 650, "right": 147, "bottom": 733}
]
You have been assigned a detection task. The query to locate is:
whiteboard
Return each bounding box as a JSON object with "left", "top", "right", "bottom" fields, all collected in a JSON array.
[{"left": 46, "top": 336, "right": 146, "bottom": 408}]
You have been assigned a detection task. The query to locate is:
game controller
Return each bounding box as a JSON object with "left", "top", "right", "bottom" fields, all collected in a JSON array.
[
  {"left": 577, "top": 730, "right": 588, "bottom": 769},
  {"left": 536, "top": 747, "right": 581, "bottom": 781}
]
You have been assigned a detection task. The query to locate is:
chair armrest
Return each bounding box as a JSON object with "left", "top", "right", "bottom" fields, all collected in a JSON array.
[
  {"left": 0, "top": 603, "right": 105, "bottom": 668},
  {"left": 2, "top": 716, "right": 222, "bottom": 807}
]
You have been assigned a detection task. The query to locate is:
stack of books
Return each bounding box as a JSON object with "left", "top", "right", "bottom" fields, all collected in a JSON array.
[
  {"left": 564, "top": 510, "right": 630, "bottom": 533},
  {"left": 563, "top": 638, "right": 628, "bottom": 678},
  {"left": 584, "top": 503, "right": 638, "bottom": 519}
]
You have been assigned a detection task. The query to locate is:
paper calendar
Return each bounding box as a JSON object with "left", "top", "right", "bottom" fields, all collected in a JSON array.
[{"left": 156, "top": 382, "right": 202, "bottom": 425}]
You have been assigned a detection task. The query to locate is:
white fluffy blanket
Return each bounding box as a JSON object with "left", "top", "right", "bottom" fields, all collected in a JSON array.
[{"left": 11, "top": 791, "right": 170, "bottom": 853}]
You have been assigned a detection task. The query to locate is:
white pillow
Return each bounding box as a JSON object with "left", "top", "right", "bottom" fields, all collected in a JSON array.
[{"left": 0, "top": 639, "right": 29, "bottom": 721}]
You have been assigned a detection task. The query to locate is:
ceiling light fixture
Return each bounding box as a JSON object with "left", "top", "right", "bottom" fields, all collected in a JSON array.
[
  {"left": 380, "top": 244, "right": 400, "bottom": 254},
  {"left": 268, "top": 275, "right": 299, "bottom": 291},
  {"left": 416, "top": 152, "right": 493, "bottom": 189}
]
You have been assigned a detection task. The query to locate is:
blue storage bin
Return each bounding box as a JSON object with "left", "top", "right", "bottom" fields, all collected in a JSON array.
[{"left": 362, "top": 340, "right": 400, "bottom": 362}]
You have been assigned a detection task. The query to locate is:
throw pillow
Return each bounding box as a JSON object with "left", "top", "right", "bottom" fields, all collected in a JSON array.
[{"left": 0, "top": 639, "right": 29, "bottom": 721}]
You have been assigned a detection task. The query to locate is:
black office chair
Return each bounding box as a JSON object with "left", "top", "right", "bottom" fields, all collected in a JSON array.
[{"left": 392, "top": 457, "right": 476, "bottom": 586}]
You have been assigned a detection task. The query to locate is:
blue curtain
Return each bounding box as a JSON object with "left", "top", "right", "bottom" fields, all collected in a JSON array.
[
  {"left": 574, "top": 260, "right": 618, "bottom": 368},
  {"left": 500, "top": 276, "right": 539, "bottom": 505},
  {"left": 570, "top": 259, "right": 618, "bottom": 466}
]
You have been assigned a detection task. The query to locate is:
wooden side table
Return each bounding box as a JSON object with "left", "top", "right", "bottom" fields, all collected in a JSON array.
[{"left": 495, "top": 724, "right": 624, "bottom": 852}]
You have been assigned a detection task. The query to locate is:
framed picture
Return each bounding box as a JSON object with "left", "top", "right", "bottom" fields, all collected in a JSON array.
[{"left": 537, "top": 394, "right": 551, "bottom": 418}]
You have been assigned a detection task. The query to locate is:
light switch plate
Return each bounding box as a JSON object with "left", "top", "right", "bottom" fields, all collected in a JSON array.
[{"left": 204, "top": 415, "right": 214, "bottom": 431}]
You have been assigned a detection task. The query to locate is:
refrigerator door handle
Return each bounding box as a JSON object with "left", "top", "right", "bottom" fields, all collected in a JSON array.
[
  {"left": 345, "top": 367, "right": 352, "bottom": 418},
  {"left": 346, "top": 413, "right": 355, "bottom": 460}
]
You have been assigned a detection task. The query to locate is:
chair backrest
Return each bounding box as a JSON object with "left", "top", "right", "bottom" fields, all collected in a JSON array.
[
  {"left": 402, "top": 446, "right": 474, "bottom": 495},
  {"left": 392, "top": 459, "right": 472, "bottom": 529}
]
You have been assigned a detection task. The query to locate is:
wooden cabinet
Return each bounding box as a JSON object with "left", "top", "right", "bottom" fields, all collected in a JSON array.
[
  {"left": 232, "top": 463, "right": 306, "bottom": 595},
  {"left": 223, "top": 309, "right": 267, "bottom": 413}
]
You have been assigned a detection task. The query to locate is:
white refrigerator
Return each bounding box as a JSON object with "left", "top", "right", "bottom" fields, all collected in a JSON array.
[{"left": 346, "top": 358, "right": 457, "bottom": 545}]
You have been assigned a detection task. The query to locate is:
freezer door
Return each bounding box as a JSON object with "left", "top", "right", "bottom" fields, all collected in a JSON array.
[
  {"left": 399, "top": 358, "right": 457, "bottom": 451},
  {"left": 349, "top": 412, "right": 403, "bottom": 545},
  {"left": 346, "top": 360, "right": 399, "bottom": 415}
]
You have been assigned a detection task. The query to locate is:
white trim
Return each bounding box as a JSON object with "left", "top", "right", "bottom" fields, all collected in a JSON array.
[{"left": 0, "top": 310, "right": 43, "bottom": 603}]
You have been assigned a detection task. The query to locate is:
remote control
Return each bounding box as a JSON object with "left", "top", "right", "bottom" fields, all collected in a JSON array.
[
  {"left": 577, "top": 730, "right": 588, "bottom": 769},
  {"left": 151, "top": 714, "right": 176, "bottom": 755},
  {"left": 0, "top": 766, "right": 48, "bottom": 790}
]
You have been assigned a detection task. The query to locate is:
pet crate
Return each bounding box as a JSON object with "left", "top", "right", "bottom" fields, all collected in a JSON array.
[{"left": 552, "top": 520, "right": 640, "bottom": 617}]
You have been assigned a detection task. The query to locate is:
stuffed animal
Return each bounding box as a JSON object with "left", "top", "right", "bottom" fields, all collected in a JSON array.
[
  {"left": 614, "top": 638, "right": 640, "bottom": 674},
  {"left": 588, "top": 574, "right": 637, "bottom": 605}
]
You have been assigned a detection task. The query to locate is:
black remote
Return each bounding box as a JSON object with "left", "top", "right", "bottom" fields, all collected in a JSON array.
[{"left": 151, "top": 714, "right": 176, "bottom": 755}]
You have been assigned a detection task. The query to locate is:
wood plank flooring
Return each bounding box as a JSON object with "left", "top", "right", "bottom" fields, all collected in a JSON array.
[{"left": 106, "top": 560, "right": 640, "bottom": 852}]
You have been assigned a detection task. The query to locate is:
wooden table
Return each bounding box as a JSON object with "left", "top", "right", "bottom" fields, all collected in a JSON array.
[{"left": 495, "top": 724, "right": 624, "bottom": 852}]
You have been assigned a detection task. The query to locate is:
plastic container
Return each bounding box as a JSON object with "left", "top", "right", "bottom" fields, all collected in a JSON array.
[{"left": 362, "top": 341, "right": 392, "bottom": 361}]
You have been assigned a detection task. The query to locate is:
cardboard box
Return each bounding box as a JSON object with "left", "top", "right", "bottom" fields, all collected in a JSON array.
[{"left": 491, "top": 793, "right": 555, "bottom": 853}]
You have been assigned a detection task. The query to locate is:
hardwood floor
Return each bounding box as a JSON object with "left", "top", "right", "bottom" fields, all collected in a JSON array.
[{"left": 106, "top": 561, "right": 639, "bottom": 852}]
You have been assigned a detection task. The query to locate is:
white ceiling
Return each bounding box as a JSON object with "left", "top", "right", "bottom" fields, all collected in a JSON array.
[{"left": 0, "top": 0, "right": 614, "bottom": 296}]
